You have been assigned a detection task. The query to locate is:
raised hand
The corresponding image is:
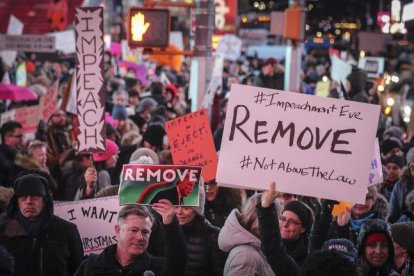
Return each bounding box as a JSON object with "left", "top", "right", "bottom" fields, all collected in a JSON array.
[
  {"left": 337, "top": 207, "right": 351, "bottom": 226},
  {"left": 152, "top": 199, "right": 176, "bottom": 225},
  {"left": 261, "top": 182, "right": 280, "bottom": 208}
]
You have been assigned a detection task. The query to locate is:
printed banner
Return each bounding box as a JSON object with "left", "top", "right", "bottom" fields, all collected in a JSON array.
[
  {"left": 165, "top": 109, "right": 218, "bottom": 182},
  {"left": 75, "top": 7, "right": 105, "bottom": 153},
  {"left": 39, "top": 80, "right": 59, "bottom": 121},
  {"left": 119, "top": 164, "right": 202, "bottom": 206},
  {"left": 216, "top": 84, "right": 380, "bottom": 203},
  {"left": 0, "top": 34, "right": 55, "bottom": 53},
  {"left": 54, "top": 196, "right": 120, "bottom": 254}
]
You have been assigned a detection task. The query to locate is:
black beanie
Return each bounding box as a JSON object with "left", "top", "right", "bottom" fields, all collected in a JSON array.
[
  {"left": 381, "top": 138, "right": 402, "bottom": 156},
  {"left": 384, "top": 155, "right": 405, "bottom": 169},
  {"left": 13, "top": 174, "right": 47, "bottom": 197},
  {"left": 391, "top": 222, "right": 414, "bottom": 255},
  {"left": 143, "top": 125, "right": 166, "bottom": 150},
  {"left": 284, "top": 201, "right": 313, "bottom": 233}
]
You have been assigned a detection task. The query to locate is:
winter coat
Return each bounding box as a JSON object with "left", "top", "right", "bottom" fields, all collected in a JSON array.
[
  {"left": 218, "top": 209, "right": 275, "bottom": 276},
  {"left": 204, "top": 187, "right": 242, "bottom": 228},
  {"left": 181, "top": 215, "right": 226, "bottom": 276},
  {"left": 0, "top": 144, "right": 23, "bottom": 187},
  {"left": 389, "top": 168, "right": 414, "bottom": 223},
  {"left": 356, "top": 219, "right": 399, "bottom": 276},
  {"left": 253, "top": 72, "right": 284, "bottom": 90},
  {"left": 0, "top": 181, "right": 83, "bottom": 276},
  {"left": 74, "top": 170, "right": 111, "bottom": 200},
  {"left": 256, "top": 204, "right": 300, "bottom": 276},
  {"left": 74, "top": 217, "right": 187, "bottom": 276}
]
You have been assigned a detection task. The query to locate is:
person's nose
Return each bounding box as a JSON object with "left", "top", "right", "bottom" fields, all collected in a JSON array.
[{"left": 176, "top": 207, "right": 184, "bottom": 215}]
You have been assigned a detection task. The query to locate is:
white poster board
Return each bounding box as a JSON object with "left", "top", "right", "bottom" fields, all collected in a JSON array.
[
  {"left": 331, "top": 55, "right": 352, "bottom": 87},
  {"left": 368, "top": 138, "right": 383, "bottom": 186},
  {"left": 47, "top": 30, "right": 76, "bottom": 54},
  {"left": 1, "top": 15, "right": 24, "bottom": 67},
  {"left": 54, "top": 196, "right": 121, "bottom": 254},
  {"left": 0, "top": 35, "right": 55, "bottom": 53},
  {"left": 202, "top": 53, "right": 224, "bottom": 109},
  {"left": 216, "top": 84, "right": 380, "bottom": 203},
  {"left": 216, "top": 34, "right": 242, "bottom": 62}
]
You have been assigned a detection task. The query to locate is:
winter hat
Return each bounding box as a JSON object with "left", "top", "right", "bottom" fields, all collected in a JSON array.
[
  {"left": 383, "top": 126, "right": 404, "bottom": 141},
  {"left": 191, "top": 178, "right": 205, "bottom": 216},
  {"left": 263, "top": 57, "right": 277, "bottom": 67},
  {"left": 406, "top": 147, "right": 414, "bottom": 164},
  {"left": 112, "top": 104, "right": 128, "bottom": 120},
  {"left": 142, "top": 125, "right": 166, "bottom": 150},
  {"left": 322, "top": 238, "right": 358, "bottom": 262},
  {"left": 165, "top": 84, "right": 178, "bottom": 98},
  {"left": 129, "top": 147, "right": 159, "bottom": 164},
  {"left": 136, "top": 97, "right": 157, "bottom": 113},
  {"left": 391, "top": 222, "right": 414, "bottom": 255},
  {"left": 283, "top": 201, "right": 314, "bottom": 233},
  {"left": 93, "top": 139, "right": 119, "bottom": 162},
  {"left": 381, "top": 138, "right": 402, "bottom": 156},
  {"left": 384, "top": 155, "right": 405, "bottom": 169},
  {"left": 13, "top": 174, "right": 48, "bottom": 197},
  {"left": 363, "top": 232, "right": 388, "bottom": 248}
]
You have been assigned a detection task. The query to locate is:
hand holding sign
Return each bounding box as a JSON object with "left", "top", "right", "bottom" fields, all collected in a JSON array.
[
  {"left": 261, "top": 182, "right": 280, "bottom": 208},
  {"left": 336, "top": 207, "right": 351, "bottom": 226},
  {"left": 152, "top": 199, "right": 176, "bottom": 225}
]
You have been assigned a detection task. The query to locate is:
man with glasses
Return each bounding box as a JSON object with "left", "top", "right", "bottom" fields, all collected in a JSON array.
[{"left": 0, "top": 121, "right": 24, "bottom": 187}]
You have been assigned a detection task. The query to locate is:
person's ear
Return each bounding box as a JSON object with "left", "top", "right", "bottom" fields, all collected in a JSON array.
[
  {"left": 299, "top": 226, "right": 306, "bottom": 234},
  {"left": 115, "top": 224, "right": 121, "bottom": 236}
]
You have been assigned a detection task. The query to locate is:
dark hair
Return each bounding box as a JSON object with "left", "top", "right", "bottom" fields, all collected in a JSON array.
[
  {"left": 1, "top": 121, "right": 22, "bottom": 141},
  {"left": 300, "top": 250, "right": 358, "bottom": 276},
  {"left": 118, "top": 205, "right": 154, "bottom": 225},
  {"left": 150, "top": 82, "right": 163, "bottom": 95}
]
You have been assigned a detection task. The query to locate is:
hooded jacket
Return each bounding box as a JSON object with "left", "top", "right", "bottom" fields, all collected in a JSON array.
[
  {"left": 356, "top": 219, "right": 399, "bottom": 276},
  {"left": 389, "top": 168, "right": 414, "bottom": 223},
  {"left": 218, "top": 209, "right": 275, "bottom": 276},
  {"left": 0, "top": 177, "right": 83, "bottom": 276}
]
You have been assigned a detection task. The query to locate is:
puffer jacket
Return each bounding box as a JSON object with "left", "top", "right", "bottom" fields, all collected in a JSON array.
[
  {"left": 218, "top": 209, "right": 275, "bottom": 276},
  {"left": 356, "top": 219, "right": 399, "bottom": 276},
  {"left": 181, "top": 215, "right": 226, "bottom": 276},
  {"left": 0, "top": 179, "right": 83, "bottom": 276}
]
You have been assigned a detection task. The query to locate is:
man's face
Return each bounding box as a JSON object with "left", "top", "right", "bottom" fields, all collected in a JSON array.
[
  {"left": 5, "top": 128, "right": 23, "bottom": 148},
  {"left": 18, "top": 195, "right": 45, "bottom": 221},
  {"left": 115, "top": 214, "right": 152, "bottom": 257},
  {"left": 177, "top": 178, "right": 196, "bottom": 197},
  {"left": 31, "top": 146, "right": 47, "bottom": 168},
  {"left": 365, "top": 240, "right": 389, "bottom": 268},
  {"left": 385, "top": 163, "right": 402, "bottom": 183}
]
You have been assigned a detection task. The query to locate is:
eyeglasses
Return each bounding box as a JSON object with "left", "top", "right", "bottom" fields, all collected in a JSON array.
[{"left": 279, "top": 216, "right": 302, "bottom": 226}]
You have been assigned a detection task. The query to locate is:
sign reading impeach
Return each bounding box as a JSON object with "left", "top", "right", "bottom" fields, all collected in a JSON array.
[{"left": 216, "top": 84, "right": 380, "bottom": 203}]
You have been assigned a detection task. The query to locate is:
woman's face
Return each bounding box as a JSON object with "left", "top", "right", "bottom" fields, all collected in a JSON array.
[
  {"left": 352, "top": 196, "right": 374, "bottom": 218},
  {"left": 176, "top": 206, "right": 196, "bottom": 225},
  {"left": 365, "top": 240, "right": 389, "bottom": 268},
  {"left": 279, "top": 210, "right": 306, "bottom": 241},
  {"left": 105, "top": 153, "right": 118, "bottom": 168}
]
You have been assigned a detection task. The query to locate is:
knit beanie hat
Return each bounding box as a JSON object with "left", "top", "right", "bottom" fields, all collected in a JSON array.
[
  {"left": 363, "top": 232, "right": 388, "bottom": 248},
  {"left": 322, "top": 238, "right": 358, "bottom": 262},
  {"left": 406, "top": 147, "right": 414, "bottom": 164},
  {"left": 391, "top": 222, "right": 414, "bottom": 255},
  {"left": 13, "top": 174, "right": 48, "bottom": 197},
  {"left": 191, "top": 178, "right": 205, "bottom": 216},
  {"left": 283, "top": 200, "right": 313, "bottom": 233},
  {"left": 112, "top": 104, "right": 128, "bottom": 120},
  {"left": 142, "top": 125, "right": 166, "bottom": 150},
  {"left": 381, "top": 138, "right": 402, "bottom": 156},
  {"left": 384, "top": 155, "right": 405, "bottom": 169},
  {"left": 92, "top": 139, "right": 119, "bottom": 162}
]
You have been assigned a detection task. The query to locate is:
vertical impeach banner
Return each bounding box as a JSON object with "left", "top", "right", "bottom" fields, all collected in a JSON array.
[{"left": 75, "top": 7, "right": 105, "bottom": 153}]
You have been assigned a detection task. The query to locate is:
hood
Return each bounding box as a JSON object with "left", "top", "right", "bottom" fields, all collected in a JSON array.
[
  {"left": 356, "top": 219, "right": 394, "bottom": 264},
  {"left": 371, "top": 193, "right": 389, "bottom": 221},
  {"left": 218, "top": 209, "right": 260, "bottom": 252}
]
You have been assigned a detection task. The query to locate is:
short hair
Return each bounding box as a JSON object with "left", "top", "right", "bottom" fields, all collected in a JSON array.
[
  {"left": 300, "top": 250, "right": 358, "bottom": 276},
  {"left": 1, "top": 121, "right": 22, "bottom": 141},
  {"left": 239, "top": 193, "right": 261, "bottom": 237},
  {"left": 117, "top": 205, "right": 155, "bottom": 225},
  {"left": 27, "top": 140, "right": 46, "bottom": 156},
  {"left": 112, "top": 89, "right": 129, "bottom": 103}
]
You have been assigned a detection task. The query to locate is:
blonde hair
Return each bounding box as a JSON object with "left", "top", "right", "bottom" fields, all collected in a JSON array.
[
  {"left": 239, "top": 193, "right": 262, "bottom": 237},
  {"left": 27, "top": 140, "right": 46, "bottom": 156}
]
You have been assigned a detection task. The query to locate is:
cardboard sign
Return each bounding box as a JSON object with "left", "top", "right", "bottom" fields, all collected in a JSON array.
[
  {"left": 331, "top": 55, "right": 352, "bottom": 87},
  {"left": 202, "top": 53, "right": 223, "bottom": 109},
  {"left": 119, "top": 164, "right": 202, "bottom": 206},
  {"left": 75, "top": 7, "right": 106, "bottom": 153},
  {"left": 165, "top": 109, "right": 218, "bottom": 181},
  {"left": 216, "top": 84, "right": 380, "bottom": 203},
  {"left": 368, "top": 138, "right": 383, "bottom": 186},
  {"left": 0, "top": 34, "right": 55, "bottom": 53},
  {"left": 1, "top": 15, "right": 24, "bottom": 67},
  {"left": 47, "top": 30, "right": 76, "bottom": 54},
  {"left": 39, "top": 80, "right": 59, "bottom": 121},
  {"left": 54, "top": 196, "right": 120, "bottom": 254}
]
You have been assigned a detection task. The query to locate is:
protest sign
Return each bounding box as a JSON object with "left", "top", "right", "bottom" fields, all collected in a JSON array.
[
  {"left": 119, "top": 164, "right": 202, "bottom": 206},
  {"left": 331, "top": 55, "right": 352, "bottom": 87},
  {"left": 358, "top": 57, "right": 385, "bottom": 78},
  {"left": 1, "top": 105, "right": 40, "bottom": 134},
  {"left": 47, "top": 30, "right": 76, "bottom": 54},
  {"left": 75, "top": 7, "right": 106, "bottom": 153},
  {"left": 202, "top": 53, "right": 224, "bottom": 109},
  {"left": 54, "top": 196, "right": 120, "bottom": 254},
  {"left": 0, "top": 34, "right": 55, "bottom": 53},
  {"left": 332, "top": 202, "right": 353, "bottom": 216},
  {"left": 216, "top": 84, "right": 380, "bottom": 203},
  {"left": 1, "top": 15, "right": 23, "bottom": 67},
  {"left": 39, "top": 80, "right": 59, "bottom": 121},
  {"left": 165, "top": 109, "right": 218, "bottom": 182},
  {"left": 216, "top": 34, "right": 242, "bottom": 61},
  {"left": 368, "top": 138, "right": 383, "bottom": 187}
]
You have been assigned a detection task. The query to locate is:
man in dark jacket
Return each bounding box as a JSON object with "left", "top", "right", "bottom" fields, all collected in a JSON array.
[
  {"left": 0, "top": 173, "right": 84, "bottom": 276},
  {"left": 0, "top": 121, "right": 24, "bottom": 187},
  {"left": 253, "top": 58, "right": 284, "bottom": 90},
  {"left": 75, "top": 201, "right": 187, "bottom": 276}
]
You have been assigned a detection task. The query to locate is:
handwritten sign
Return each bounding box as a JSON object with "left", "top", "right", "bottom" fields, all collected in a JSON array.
[
  {"left": 119, "top": 164, "right": 202, "bottom": 206},
  {"left": 39, "top": 80, "right": 59, "bottom": 121},
  {"left": 54, "top": 196, "right": 120, "bottom": 254},
  {"left": 165, "top": 109, "right": 218, "bottom": 181},
  {"left": 368, "top": 138, "right": 383, "bottom": 186},
  {"left": 75, "top": 7, "right": 106, "bottom": 153},
  {"left": 1, "top": 105, "right": 40, "bottom": 134},
  {"left": 216, "top": 84, "right": 380, "bottom": 203}
]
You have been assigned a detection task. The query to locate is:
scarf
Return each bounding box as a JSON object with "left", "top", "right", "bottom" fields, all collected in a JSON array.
[
  {"left": 17, "top": 210, "right": 49, "bottom": 237},
  {"left": 350, "top": 213, "right": 374, "bottom": 231}
]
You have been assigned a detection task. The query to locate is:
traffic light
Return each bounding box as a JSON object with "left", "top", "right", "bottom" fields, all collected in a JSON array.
[{"left": 128, "top": 8, "right": 170, "bottom": 48}]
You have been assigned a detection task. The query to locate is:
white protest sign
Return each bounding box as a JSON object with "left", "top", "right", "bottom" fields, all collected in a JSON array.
[
  {"left": 358, "top": 57, "right": 385, "bottom": 78},
  {"left": 216, "top": 84, "right": 380, "bottom": 203},
  {"left": 75, "top": 7, "right": 105, "bottom": 153},
  {"left": 1, "top": 15, "right": 24, "bottom": 67},
  {"left": 216, "top": 34, "right": 242, "bottom": 62},
  {"left": 202, "top": 53, "right": 224, "bottom": 109},
  {"left": 368, "top": 138, "right": 383, "bottom": 186},
  {"left": 331, "top": 55, "right": 352, "bottom": 87},
  {"left": 0, "top": 35, "right": 56, "bottom": 53},
  {"left": 47, "top": 30, "right": 76, "bottom": 54},
  {"left": 54, "top": 196, "right": 121, "bottom": 255},
  {"left": 39, "top": 80, "right": 59, "bottom": 121}
]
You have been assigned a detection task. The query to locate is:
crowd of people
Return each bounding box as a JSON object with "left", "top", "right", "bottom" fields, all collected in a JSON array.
[{"left": 0, "top": 44, "right": 413, "bottom": 276}]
